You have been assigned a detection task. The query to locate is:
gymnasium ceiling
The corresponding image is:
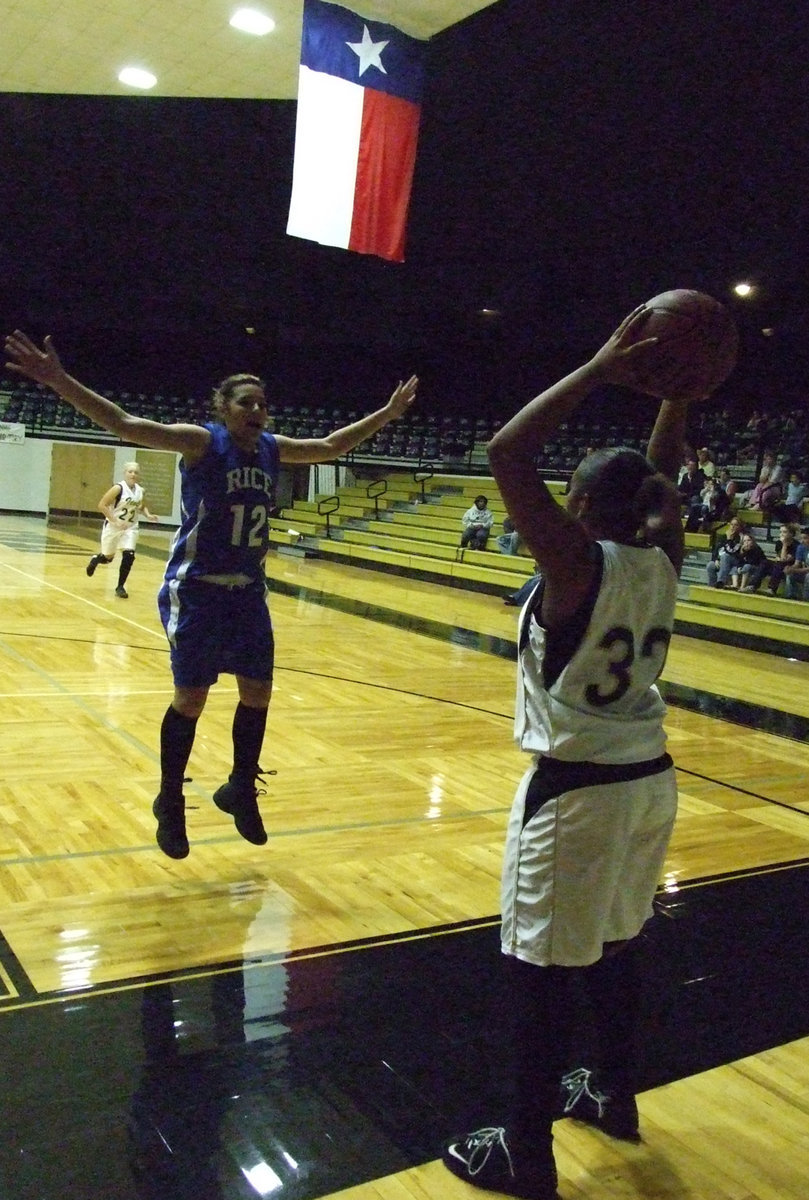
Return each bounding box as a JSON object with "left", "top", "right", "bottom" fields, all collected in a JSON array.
[{"left": 0, "top": 0, "right": 499, "bottom": 99}]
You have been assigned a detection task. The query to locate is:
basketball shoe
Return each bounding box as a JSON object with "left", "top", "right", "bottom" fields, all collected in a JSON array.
[
  {"left": 86, "top": 555, "right": 101, "bottom": 576},
  {"left": 559, "top": 1067, "right": 640, "bottom": 1142},
  {"left": 442, "top": 1127, "right": 559, "bottom": 1199},
  {"left": 213, "top": 770, "right": 268, "bottom": 845},
  {"left": 152, "top": 793, "right": 189, "bottom": 859}
]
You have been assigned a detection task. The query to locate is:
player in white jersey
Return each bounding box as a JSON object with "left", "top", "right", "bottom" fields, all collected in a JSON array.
[
  {"left": 86, "top": 462, "right": 158, "bottom": 597},
  {"left": 443, "top": 308, "right": 696, "bottom": 1200}
]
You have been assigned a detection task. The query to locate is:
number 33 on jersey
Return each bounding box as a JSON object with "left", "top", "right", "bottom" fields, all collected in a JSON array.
[{"left": 514, "top": 541, "right": 678, "bottom": 764}]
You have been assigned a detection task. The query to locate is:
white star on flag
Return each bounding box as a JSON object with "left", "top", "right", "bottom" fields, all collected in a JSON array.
[{"left": 346, "top": 24, "right": 389, "bottom": 75}]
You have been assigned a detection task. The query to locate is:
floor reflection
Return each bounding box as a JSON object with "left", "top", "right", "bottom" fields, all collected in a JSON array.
[{"left": 0, "top": 867, "right": 808, "bottom": 1199}]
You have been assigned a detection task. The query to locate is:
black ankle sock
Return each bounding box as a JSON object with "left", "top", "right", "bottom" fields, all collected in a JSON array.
[
  {"left": 159, "top": 706, "right": 198, "bottom": 795},
  {"left": 231, "top": 702, "right": 268, "bottom": 777}
]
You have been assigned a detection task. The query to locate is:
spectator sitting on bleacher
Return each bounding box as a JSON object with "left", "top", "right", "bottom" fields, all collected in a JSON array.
[
  {"left": 717, "top": 467, "right": 738, "bottom": 507},
  {"left": 693, "top": 476, "right": 730, "bottom": 532},
  {"left": 732, "top": 530, "right": 767, "bottom": 591},
  {"left": 706, "top": 516, "right": 745, "bottom": 587},
  {"left": 503, "top": 567, "right": 541, "bottom": 607},
  {"left": 696, "top": 446, "right": 715, "bottom": 479},
  {"left": 773, "top": 469, "right": 808, "bottom": 523},
  {"left": 737, "top": 450, "right": 783, "bottom": 512},
  {"left": 784, "top": 527, "right": 809, "bottom": 599},
  {"left": 496, "top": 516, "right": 523, "bottom": 555},
  {"left": 460, "top": 494, "right": 494, "bottom": 550},
  {"left": 677, "top": 458, "right": 706, "bottom": 528},
  {"left": 760, "top": 523, "right": 799, "bottom": 596}
]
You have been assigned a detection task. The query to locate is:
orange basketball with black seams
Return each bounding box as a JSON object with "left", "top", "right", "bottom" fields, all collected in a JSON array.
[{"left": 625, "top": 289, "right": 739, "bottom": 402}]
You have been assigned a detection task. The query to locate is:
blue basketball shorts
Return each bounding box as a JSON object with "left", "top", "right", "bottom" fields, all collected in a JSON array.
[{"left": 157, "top": 577, "right": 274, "bottom": 688}]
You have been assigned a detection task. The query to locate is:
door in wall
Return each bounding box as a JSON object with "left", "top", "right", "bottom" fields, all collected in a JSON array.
[{"left": 49, "top": 444, "right": 116, "bottom": 521}]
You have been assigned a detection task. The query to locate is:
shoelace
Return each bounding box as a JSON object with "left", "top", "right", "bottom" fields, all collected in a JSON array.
[
  {"left": 560, "top": 1067, "right": 608, "bottom": 1117},
  {"left": 254, "top": 766, "right": 277, "bottom": 798},
  {"left": 462, "top": 1127, "right": 515, "bottom": 1178}
]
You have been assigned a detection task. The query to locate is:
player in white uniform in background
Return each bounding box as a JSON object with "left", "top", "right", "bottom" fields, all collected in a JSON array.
[
  {"left": 443, "top": 307, "right": 695, "bottom": 1200},
  {"left": 86, "top": 462, "right": 158, "bottom": 597}
]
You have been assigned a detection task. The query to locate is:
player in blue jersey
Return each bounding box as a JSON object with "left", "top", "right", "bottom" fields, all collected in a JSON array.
[
  {"left": 5, "top": 331, "right": 417, "bottom": 859},
  {"left": 442, "top": 308, "right": 696, "bottom": 1200}
]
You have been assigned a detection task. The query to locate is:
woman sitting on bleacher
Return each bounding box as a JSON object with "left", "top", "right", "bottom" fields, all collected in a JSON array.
[
  {"left": 732, "top": 530, "right": 767, "bottom": 591},
  {"left": 705, "top": 516, "right": 744, "bottom": 587},
  {"left": 737, "top": 451, "right": 784, "bottom": 513}
]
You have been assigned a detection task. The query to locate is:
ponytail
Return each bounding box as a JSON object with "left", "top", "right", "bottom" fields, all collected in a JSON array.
[
  {"left": 634, "top": 472, "right": 681, "bottom": 544},
  {"left": 576, "top": 447, "right": 655, "bottom": 540}
]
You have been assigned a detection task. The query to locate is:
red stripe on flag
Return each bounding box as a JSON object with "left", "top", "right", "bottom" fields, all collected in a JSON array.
[{"left": 348, "top": 89, "right": 420, "bottom": 263}]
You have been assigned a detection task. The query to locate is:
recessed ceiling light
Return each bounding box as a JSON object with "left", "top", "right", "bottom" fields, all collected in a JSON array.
[
  {"left": 118, "top": 66, "right": 157, "bottom": 89},
  {"left": 230, "top": 8, "right": 276, "bottom": 35}
]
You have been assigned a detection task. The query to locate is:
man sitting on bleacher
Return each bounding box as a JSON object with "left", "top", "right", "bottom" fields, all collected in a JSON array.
[
  {"left": 784, "top": 527, "right": 809, "bottom": 599},
  {"left": 460, "top": 494, "right": 494, "bottom": 550}
]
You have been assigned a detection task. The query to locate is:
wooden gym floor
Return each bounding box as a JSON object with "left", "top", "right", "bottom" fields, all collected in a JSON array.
[{"left": 0, "top": 513, "right": 807, "bottom": 1200}]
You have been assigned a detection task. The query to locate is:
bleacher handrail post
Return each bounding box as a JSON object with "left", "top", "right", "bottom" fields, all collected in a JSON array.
[
  {"left": 317, "top": 495, "right": 340, "bottom": 539},
  {"left": 413, "top": 466, "right": 434, "bottom": 501},
  {"left": 366, "top": 478, "right": 387, "bottom": 520}
]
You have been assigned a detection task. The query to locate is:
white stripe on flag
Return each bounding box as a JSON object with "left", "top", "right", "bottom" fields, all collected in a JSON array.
[{"left": 286, "top": 65, "right": 364, "bottom": 249}]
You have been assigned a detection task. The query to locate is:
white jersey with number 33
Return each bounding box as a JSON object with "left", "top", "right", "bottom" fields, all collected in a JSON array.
[{"left": 515, "top": 540, "right": 678, "bottom": 764}]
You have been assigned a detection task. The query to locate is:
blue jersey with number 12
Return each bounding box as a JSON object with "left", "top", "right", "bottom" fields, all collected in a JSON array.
[{"left": 163, "top": 424, "right": 280, "bottom": 586}]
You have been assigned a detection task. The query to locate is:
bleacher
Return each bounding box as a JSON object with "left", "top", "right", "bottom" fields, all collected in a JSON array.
[
  {"left": 270, "top": 470, "right": 711, "bottom": 590},
  {"left": 4, "top": 377, "right": 809, "bottom": 653},
  {"left": 0, "top": 379, "right": 205, "bottom": 440},
  {"left": 267, "top": 469, "right": 809, "bottom": 656}
]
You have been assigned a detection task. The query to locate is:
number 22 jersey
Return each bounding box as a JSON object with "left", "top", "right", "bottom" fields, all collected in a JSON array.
[
  {"left": 163, "top": 424, "right": 280, "bottom": 586},
  {"left": 514, "top": 540, "right": 678, "bottom": 764}
]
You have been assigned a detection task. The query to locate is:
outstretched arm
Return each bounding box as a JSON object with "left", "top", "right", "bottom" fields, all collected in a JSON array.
[
  {"left": 4, "top": 332, "right": 210, "bottom": 458},
  {"left": 487, "top": 307, "right": 660, "bottom": 583},
  {"left": 275, "top": 375, "right": 418, "bottom": 464}
]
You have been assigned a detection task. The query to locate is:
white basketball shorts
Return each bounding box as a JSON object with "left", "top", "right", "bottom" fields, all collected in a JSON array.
[
  {"left": 501, "top": 754, "right": 677, "bottom": 967},
  {"left": 101, "top": 523, "right": 138, "bottom": 557}
]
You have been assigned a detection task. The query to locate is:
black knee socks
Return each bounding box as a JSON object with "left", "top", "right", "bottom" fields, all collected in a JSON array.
[
  {"left": 581, "top": 940, "right": 642, "bottom": 1091},
  {"left": 159, "top": 706, "right": 198, "bottom": 796},
  {"left": 507, "top": 957, "right": 576, "bottom": 1144},
  {"left": 118, "top": 550, "right": 135, "bottom": 588},
  {"left": 231, "top": 702, "right": 268, "bottom": 777},
  {"left": 502, "top": 938, "right": 644, "bottom": 1154}
]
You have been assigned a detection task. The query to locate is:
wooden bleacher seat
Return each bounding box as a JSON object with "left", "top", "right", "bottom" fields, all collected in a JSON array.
[
  {"left": 680, "top": 583, "right": 809, "bottom": 649},
  {"left": 270, "top": 471, "right": 731, "bottom": 602}
]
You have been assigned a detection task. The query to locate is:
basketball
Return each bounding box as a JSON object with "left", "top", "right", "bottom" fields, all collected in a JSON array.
[{"left": 625, "top": 289, "right": 739, "bottom": 402}]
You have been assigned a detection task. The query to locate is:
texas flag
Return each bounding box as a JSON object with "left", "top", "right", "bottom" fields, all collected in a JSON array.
[{"left": 286, "top": 0, "right": 426, "bottom": 262}]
